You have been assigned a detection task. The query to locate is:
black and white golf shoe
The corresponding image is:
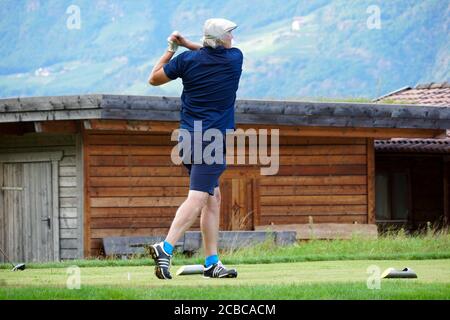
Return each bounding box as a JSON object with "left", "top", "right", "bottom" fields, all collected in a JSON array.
[
  {"left": 203, "top": 261, "right": 238, "bottom": 278},
  {"left": 149, "top": 242, "right": 173, "bottom": 280}
]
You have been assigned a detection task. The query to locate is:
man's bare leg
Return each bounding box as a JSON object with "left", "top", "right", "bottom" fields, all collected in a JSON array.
[
  {"left": 200, "top": 187, "right": 221, "bottom": 257},
  {"left": 165, "top": 190, "right": 209, "bottom": 246},
  {"left": 199, "top": 187, "right": 238, "bottom": 278},
  {"left": 150, "top": 190, "right": 208, "bottom": 280}
]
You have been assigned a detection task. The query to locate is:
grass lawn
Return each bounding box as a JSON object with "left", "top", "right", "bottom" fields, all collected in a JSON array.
[
  {"left": 2, "top": 231, "right": 449, "bottom": 270},
  {"left": 1, "top": 259, "right": 450, "bottom": 299}
]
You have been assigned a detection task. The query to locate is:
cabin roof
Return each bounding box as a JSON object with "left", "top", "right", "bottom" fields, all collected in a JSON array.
[
  {"left": 0, "top": 94, "right": 449, "bottom": 130},
  {"left": 375, "top": 138, "right": 450, "bottom": 154},
  {"left": 374, "top": 82, "right": 450, "bottom": 107}
]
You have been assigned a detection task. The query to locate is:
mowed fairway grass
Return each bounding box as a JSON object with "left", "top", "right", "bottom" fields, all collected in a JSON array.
[
  {"left": 2, "top": 233, "right": 450, "bottom": 299},
  {"left": 1, "top": 259, "right": 450, "bottom": 299}
]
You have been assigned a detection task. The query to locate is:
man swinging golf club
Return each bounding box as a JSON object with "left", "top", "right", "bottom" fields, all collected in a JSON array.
[{"left": 147, "top": 18, "right": 243, "bottom": 279}]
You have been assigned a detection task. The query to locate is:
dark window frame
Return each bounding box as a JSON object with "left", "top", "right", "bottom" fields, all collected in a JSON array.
[{"left": 375, "top": 166, "right": 412, "bottom": 224}]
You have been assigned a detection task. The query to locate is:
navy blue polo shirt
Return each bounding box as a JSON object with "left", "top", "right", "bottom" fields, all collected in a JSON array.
[{"left": 163, "top": 46, "right": 243, "bottom": 134}]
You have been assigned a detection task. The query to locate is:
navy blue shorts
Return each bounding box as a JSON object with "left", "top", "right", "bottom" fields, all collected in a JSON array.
[
  {"left": 183, "top": 162, "right": 226, "bottom": 196},
  {"left": 179, "top": 136, "right": 226, "bottom": 196}
]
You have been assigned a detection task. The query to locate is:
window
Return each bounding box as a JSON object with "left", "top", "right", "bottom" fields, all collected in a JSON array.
[
  {"left": 375, "top": 170, "right": 410, "bottom": 222},
  {"left": 391, "top": 173, "right": 409, "bottom": 220},
  {"left": 375, "top": 173, "right": 390, "bottom": 220}
]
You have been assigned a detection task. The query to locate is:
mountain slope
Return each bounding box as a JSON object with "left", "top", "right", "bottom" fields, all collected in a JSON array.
[{"left": 0, "top": 0, "right": 448, "bottom": 99}]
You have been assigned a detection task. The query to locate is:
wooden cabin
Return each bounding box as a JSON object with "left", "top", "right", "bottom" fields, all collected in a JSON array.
[
  {"left": 374, "top": 82, "right": 450, "bottom": 230},
  {"left": 375, "top": 139, "right": 449, "bottom": 230},
  {"left": 0, "top": 94, "right": 448, "bottom": 262}
]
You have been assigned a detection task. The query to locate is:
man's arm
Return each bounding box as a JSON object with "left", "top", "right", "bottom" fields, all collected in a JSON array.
[
  {"left": 148, "top": 32, "right": 202, "bottom": 86},
  {"left": 148, "top": 51, "right": 174, "bottom": 86},
  {"left": 180, "top": 38, "right": 203, "bottom": 51},
  {"left": 170, "top": 32, "right": 202, "bottom": 51}
]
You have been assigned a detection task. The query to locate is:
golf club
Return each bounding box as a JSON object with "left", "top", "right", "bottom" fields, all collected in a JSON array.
[{"left": 0, "top": 247, "right": 26, "bottom": 271}]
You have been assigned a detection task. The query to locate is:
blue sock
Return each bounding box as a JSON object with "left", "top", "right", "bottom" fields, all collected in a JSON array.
[
  {"left": 205, "top": 254, "right": 219, "bottom": 267},
  {"left": 163, "top": 241, "right": 173, "bottom": 255}
]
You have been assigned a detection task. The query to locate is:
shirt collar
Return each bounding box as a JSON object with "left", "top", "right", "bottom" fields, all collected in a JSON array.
[{"left": 204, "top": 45, "right": 226, "bottom": 52}]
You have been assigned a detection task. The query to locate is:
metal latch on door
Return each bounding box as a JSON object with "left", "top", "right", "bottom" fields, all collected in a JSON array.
[{"left": 42, "top": 217, "right": 51, "bottom": 228}]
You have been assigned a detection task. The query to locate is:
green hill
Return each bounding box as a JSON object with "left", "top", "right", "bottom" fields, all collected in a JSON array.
[{"left": 0, "top": 0, "right": 448, "bottom": 99}]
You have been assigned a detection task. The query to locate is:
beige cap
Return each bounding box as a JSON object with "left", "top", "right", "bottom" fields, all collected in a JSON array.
[{"left": 203, "top": 18, "right": 237, "bottom": 40}]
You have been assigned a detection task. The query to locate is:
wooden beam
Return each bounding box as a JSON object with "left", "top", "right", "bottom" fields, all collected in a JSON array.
[
  {"left": 252, "top": 178, "right": 261, "bottom": 227},
  {"left": 100, "top": 94, "right": 450, "bottom": 129},
  {"left": 82, "top": 128, "right": 91, "bottom": 257},
  {"left": 0, "top": 95, "right": 450, "bottom": 131},
  {"left": 220, "top": 179, "right": 232, "bottom": 230},
  {"left": 34, "top": 120, "right": 80, "bottom": 133},
  {"left": 100, "top": 94, "right": 450, "bottom": 120},
  {"left": 0, "top": 109, "right": 101, "bottom": 123},
  {"left": 80, "top": 119, "right": 443, "bottom": 139},
  {"left": 0, "top": 95, "right": 102, "bottom": 112},
  {"left": 0, "top": 151, "right": 63, "bottom": 163},
  {"left": 2, "top": 94, "right": 449, "bottom": 130},
  {"left": 237, "top": 114, "right": 450, "bottom": 130},
  {"left": 101, "top": 106, "right": 450, "bottom": 130},
  {"left": 255, "top": 223, "right": 378, "bottom": 240},
  {"left": 367, "top": 138, "right": 376, "bottom": 224},
  {"left": 75, "top": 133, "right": 84, "bottom": 259},
  {"left": 240, "top": 124, "right": 443, "bottom": 139},
  {"left": 87, "top": 120, "right": 178, "bottom": 132}
]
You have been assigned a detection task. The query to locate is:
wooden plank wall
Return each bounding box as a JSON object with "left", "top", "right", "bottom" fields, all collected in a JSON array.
[
  {"left": 84, "top": 130, "right": 370, "bottom": 256},
  {"left": 84, "top": 131, "right": 197, "bottom": 256},
  {"left": 0, "top": 163, "right": 22, "bottom": 263},
  {"left": 0, "top": 133, "right": 81, "bottom": 259},
  {"left": 258, "top": 136, "right": 368, "bottom": 226}
]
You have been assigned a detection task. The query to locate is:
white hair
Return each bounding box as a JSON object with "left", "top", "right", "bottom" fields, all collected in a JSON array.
[{"left": 202, "top": 32, "right": 232, "bottom": 48}]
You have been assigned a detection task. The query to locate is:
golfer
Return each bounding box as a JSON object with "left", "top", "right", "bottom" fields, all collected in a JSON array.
[{"left": 147, "top": 18, "right": 243, "bottom": 279}]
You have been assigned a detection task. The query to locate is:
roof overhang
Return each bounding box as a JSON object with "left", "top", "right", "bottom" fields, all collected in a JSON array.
[
  {"left": 0, "top": 94, "right": 449, "bottom": 132},
  {"left": 375, "top": 138, "right": 450, "bottom": 154}
]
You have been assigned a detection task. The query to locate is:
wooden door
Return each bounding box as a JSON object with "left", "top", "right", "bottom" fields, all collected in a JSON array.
[
  {"left": 220, "top": 177, "right": 260, "bottom": 230},
  {"left": 0, "top": 162, "right": 55, "bottom": 262}
]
